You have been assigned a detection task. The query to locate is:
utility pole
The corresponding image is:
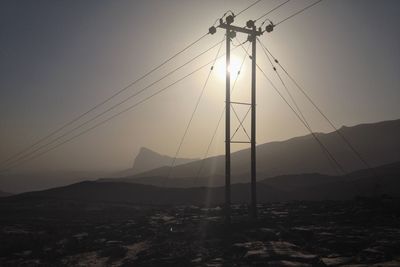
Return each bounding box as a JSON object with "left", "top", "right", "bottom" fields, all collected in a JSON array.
[
  {"left": 250, "top": 25, "right": 257, "bottom": 219},
  {"left": 225, "top": 20, "right": 232, "bottom": 224},
  {"left": 209, "top": 15, "right": 274, "bottom": 222}
]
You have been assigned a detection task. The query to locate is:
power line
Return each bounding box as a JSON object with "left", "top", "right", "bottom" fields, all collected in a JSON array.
[
  {"left": 235, "top": 0, "right": 263, "bottom": 18},
  {"left": 259, "top": 42, "right": 378, "bottom": 177},
  {"left": 255, "top": 0, "right": 291, "bottom": 22},
  {"left": 276, "top": 0, "right": 323, "bottom": 26},
  {"left": 193, "top": 42, "right": 251, "bottom": 186},
  {"left": 0, "top": 32, "right": 210, "bottom": 168},
  {"left": 212, "top": 0, "right": 264, "bottom": 27},
  {"left": 236, "top": 39, "right": 345, "bottom": 174},
  {"left": 256, "top": 38, "right": 343, "bottom": 174},
  {"left": 2, "top": 38, "right": 225, "bottom": 170},
  {"left": 164, "top": 36, "right": 225, "bottom": 186},
  {"left": 2, "top": 0, "right": 265, "bottom": 171},
  {"left": 212, "top": 11, "right": 234, "bottom": 27},
  {"left": 258, "top": 64, "right": 345, "bottom": 175},
  {"left": 1, "top": 53, "right": 228, "bottom": 173},
  {"left": 257, "top": 38, "right": 310, "bottom": 129}
]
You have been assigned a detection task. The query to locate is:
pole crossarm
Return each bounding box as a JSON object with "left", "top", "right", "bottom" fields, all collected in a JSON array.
[
  {"left": 218, "top": 22, "right": 263, "bottom": 36},
  {"left": 230, "top": 101, "right": 251, "bottom": 106}
]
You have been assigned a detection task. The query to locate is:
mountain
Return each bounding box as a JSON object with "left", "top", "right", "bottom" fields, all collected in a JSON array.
[
  {"left": 3, "top": 119, "right": 399, "bottom": 192},
  {"left": 4, "top": 161, "right": 400, "bottom": 205},
  {"left": 106, "top": 119, "right": 400, "bottom": 187},
  {"left": 0, "top": 171, "right": 108, "bottom": 193},
  {"left": 4, "top": 181, "right": 287, "bottom": 206},
  {"left": 116, "top": 147, "right": 199, "bottom": 177},
  {"left": 0, "top": 190, "right": 12, "bottom": 197},
  {"left": 260, "top": 173, "right": 344, "bottom": 191},
  {"left": 259, "top": 161, "right": 400, "bottom": 201},
  {"left": 0, "top": 148, "right": 198, "bottom": 194}
]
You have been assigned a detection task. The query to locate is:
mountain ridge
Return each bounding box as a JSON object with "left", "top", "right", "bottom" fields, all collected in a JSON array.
[
  {"left": 4, "top": 161, "right": 400, "bottom": 205},
  {"left": 103, "top": 118, "right": 400, "bottom": 187},
  {"left": 116, "top": 147, "right": 199, "bottom": 177},
  {"left": 0, "top": 190, "right": 12, "bottom": 198}
]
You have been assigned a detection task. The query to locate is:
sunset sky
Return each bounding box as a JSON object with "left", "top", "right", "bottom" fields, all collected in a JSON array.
[{"left": 1, "top": 0, "right": 399, "bottom": 173}]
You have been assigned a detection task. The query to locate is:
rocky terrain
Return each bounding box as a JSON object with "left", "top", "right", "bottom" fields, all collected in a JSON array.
[{"left": 1, "top": 197, "right": 399, "bottom": 266}]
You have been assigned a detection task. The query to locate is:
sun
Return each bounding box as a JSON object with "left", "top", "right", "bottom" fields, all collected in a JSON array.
[{"left": 214, "top": 54, "right": 243, "bottom": 81}]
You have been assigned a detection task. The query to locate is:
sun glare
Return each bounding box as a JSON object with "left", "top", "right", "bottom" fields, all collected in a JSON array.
[{"left": 214, "top": 55, "right": 242, "bottom": 81}]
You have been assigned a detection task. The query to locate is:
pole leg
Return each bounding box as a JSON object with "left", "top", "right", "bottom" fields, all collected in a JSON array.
[
  {"left": 251, "top": 29, "right": 257, "bottom": 219},
  {"left": 225, "top": 28, "right": 231, "bottom": 224}
]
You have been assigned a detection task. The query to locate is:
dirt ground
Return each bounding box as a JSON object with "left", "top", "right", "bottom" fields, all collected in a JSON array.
[{"left": 1, "top": 198, "right": 399, "bottom": 266}]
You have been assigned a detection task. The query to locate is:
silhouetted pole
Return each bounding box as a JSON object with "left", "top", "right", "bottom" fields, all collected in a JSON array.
[
  {"left": 209, "top": 16, "right": 273, "bottom": 222},
  {"left": 250, "top": 25, "right": 257, "bottom": 219},
  {"left": 225, "top": 23, "right": 232, "bottom": 224}
]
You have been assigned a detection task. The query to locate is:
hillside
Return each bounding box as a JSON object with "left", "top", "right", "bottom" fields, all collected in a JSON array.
[
  {"left": 0, "top": 171, "right": 108, "bottom": 193},
  {"left": 5, "top": 161, "right": 400, "bottom": 205},
  {"left": 116, "top": 147, "right": 199, "bottom": 177},
  {"left": 0, "top": 190, "right": 12, "bottom": 198},
  {"left": 261, "top": 161, "right": 400, "bottom": 201},
  {"left": 106, "top": 119, "right": 400, "bottom": 187}
]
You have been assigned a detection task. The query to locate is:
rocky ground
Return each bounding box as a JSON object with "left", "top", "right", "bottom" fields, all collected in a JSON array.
[{"left": 0, "top": 197, "right": 400, "bottom": 266}]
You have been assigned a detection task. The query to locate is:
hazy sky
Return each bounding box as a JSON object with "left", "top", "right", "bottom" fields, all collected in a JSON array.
[{"left": 1, "top": 0, "right": 399, "bottom": 173}]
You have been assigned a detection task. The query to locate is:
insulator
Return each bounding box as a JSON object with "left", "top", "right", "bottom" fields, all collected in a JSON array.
[
  {"left": 246, "top": 20, "right": 255, "bottom": 28},
  {"left": 226, "top": 15, "right": 234, "bottom": 25},
  {"left": 209, "top": 26, "right": 217, "bottom": 35},
  {"left": 265, "top": 23, "right": 274, "bottom": 33},
  {"left": 274, "top": 59, "right": 278, "bottom": 63},
  {"left": 229, "top": 31, "right": 236, "bottom": 39}
]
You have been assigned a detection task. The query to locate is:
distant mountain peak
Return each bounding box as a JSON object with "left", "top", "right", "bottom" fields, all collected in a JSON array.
[
  {"left": 134, "top": 147, "right": 174, "bottom": 164},
  {"left": 138, "top": 146, "right": 157, "bottom": 154},
  {"left": 113, "top": 147, "right": 199, "bottom": 177},
  {"left": 133, "top": 147, "right": 162, "bottom": 167}
]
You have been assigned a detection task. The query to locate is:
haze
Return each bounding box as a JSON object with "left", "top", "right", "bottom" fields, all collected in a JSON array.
[{"left": 1, "top": 0, "right": 399, "bottom": 173}]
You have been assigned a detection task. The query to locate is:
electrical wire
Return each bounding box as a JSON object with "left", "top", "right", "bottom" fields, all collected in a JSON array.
[
  {"left": 257, "top": 64, "right": 345, "bottom": 175},
  {"left": 0, "top": 32, "right": 210, "bottom": 169},
  {"left": 192, "top": 42, "right": 251, "bottom": 186},
  {"left": 1, "top": 44, "right": 237, "bottom": 172},
  {"left": 235, "top": 0, "right": 263, "bottom": 18},
  {"left": 276, "top": 0, "right": 323, "bottom": 26},
  {"left": 258, "top": 41, "right": 378, "bottom": 178},
  {"left": 3, "top": 0, "right": 269, "bottom": 170},
  {"left": 212, "top": 11, "right": 234, "bottom": 27},
  {"left": 257, "top": 39, "right": 343, "bottom": 174},
  {"left": 255, "top": 0, "right": 291, "bottom": 22},
  {"left": 213, "top": 0, "right": 263, "bottom": 27},
  {"left": 164, "top": 36, "right": 225, "bottom": 186},
  {"left": 2, "top": 55, "right": 234, "bottom": 172},
  {"left": 257, "top": 38, "right": 310, "bottom": 129},
  {"left": 236, "top": 39, "right": 345, "bottom": 175},
  {"left": 1, "top": 39, "right": 225, "bottom": 171}
]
